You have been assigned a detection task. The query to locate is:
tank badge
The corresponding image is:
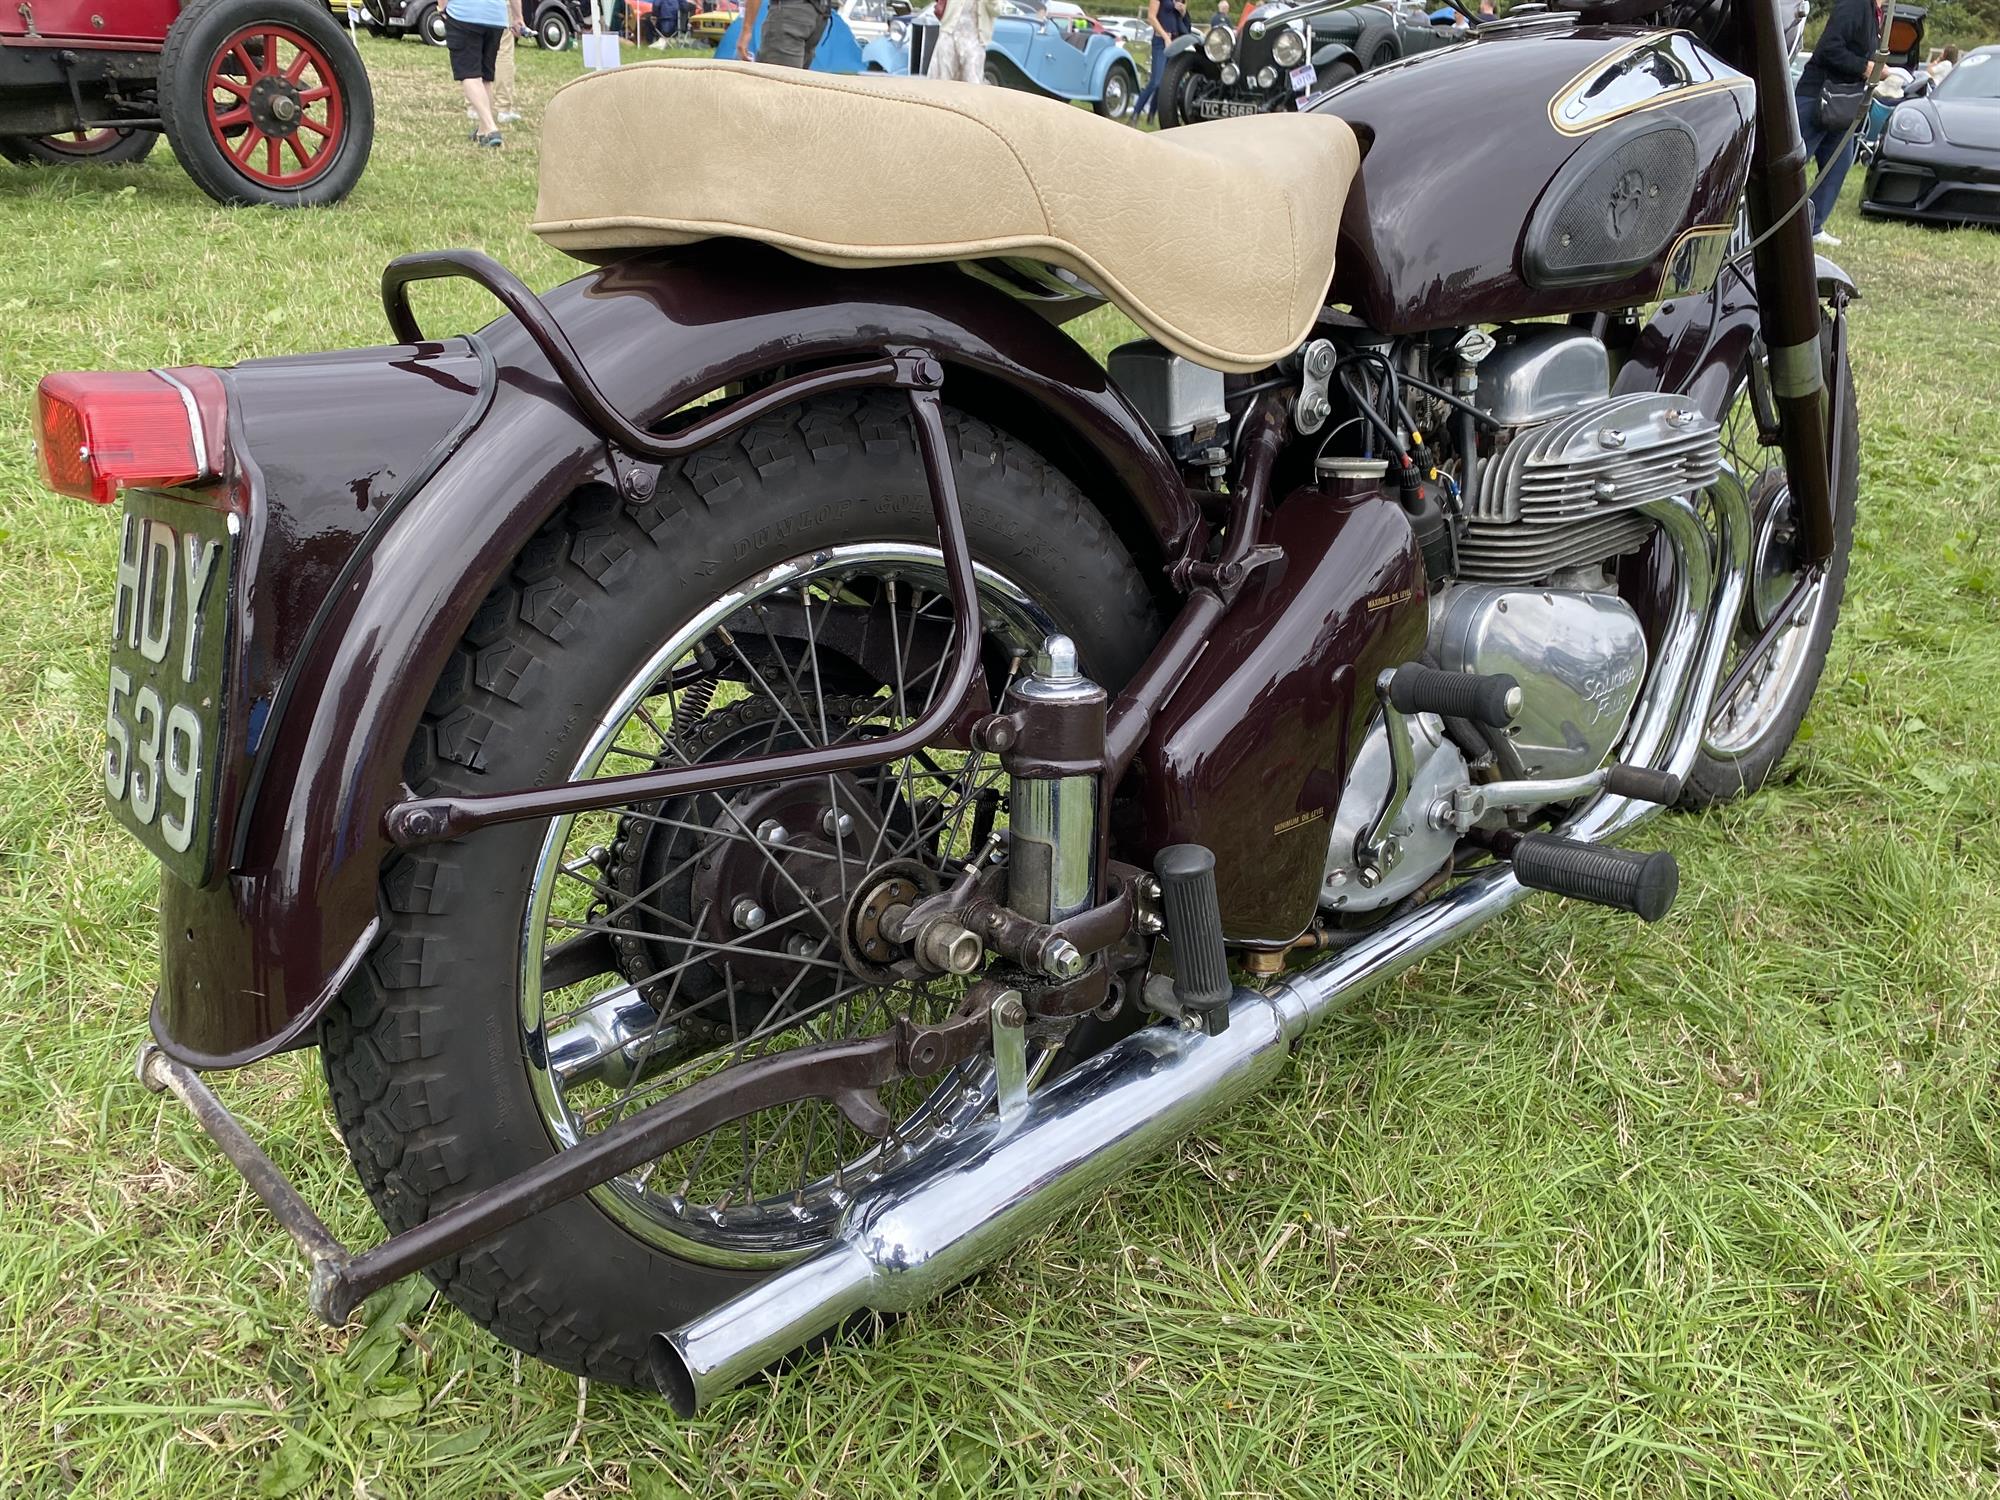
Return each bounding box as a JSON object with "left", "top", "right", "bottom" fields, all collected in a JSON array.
[
  {"left": 1365, "top": 587, "right": 1415, "bottom": 613},
  {"left": 1274, "top": 808, "right": 1328, "bottom": 837}
]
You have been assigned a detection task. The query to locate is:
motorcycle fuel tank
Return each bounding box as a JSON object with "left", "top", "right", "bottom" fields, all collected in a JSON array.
[{"left": 1315, "top": 24, "right": 1756, "bottom": 334}]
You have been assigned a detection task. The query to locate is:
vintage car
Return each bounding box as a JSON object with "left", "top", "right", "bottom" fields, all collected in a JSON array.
[
  {"left": 357, "top": 0, "right": 447, "bottom": 42},
  {"left": 865, "top": 3, "right": 1138, "bottom": 117},
  {"left": 2, "top": 0, "right": 372, "bottom": 205},
  {"left": 1862, "top": 45, "right": 2000, "bottom": 226},
  {"left": 715, "top": 6, "right": 866, "bottom": 66},
  {"left": 692, "top": 0, "right": 743, "bottom": 45},
  {"left": 1156, "top": 0, "right": 1459, "bottom": 126}
]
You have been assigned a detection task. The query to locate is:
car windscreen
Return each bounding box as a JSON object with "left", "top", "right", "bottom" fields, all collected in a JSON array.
[{"left": 1936, "top": 53, "right": 2000, "bottom": 101}]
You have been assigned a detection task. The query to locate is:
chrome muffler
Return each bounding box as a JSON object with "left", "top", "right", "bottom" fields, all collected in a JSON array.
[
  {"left": 651, "top": 867, "right": 1525, "bottom": 1413},
  {"left": 653, "top": 477, "right": 1749, "bottom": 1413}
]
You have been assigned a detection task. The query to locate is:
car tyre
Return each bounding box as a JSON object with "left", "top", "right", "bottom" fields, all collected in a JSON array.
[
  {"left": 158, "top": 0, "right": 375, "bottom": 207},
  {"left": 1095, "top": 58, "right": 1137, "bottom": 119},
  {"left": 536, "top": 1, "right": 574, "bottom": 47},
  {"left": 414, "top": 0, "right": 447, "bottom": 42},
  {"left": 1154, "top": 48, "right": 1204, "bottom": 128},
  {"left": 0, "top": 127, "right": 160, "bottom": 167}
]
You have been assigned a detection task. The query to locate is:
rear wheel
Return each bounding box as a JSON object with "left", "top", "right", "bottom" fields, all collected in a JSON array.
[
  {"left": 0, "top": 127, "right": 159, "bottom": 167},
  {"left": 415, "top": 1, "right": 448, "bottom": 43},
  {"left": 1679, "top": 312, "right": 1858, "bottom": 806},
  {"left": 158, "top": 0, "right": 374, "bottom": 206},
  {"left": 319, "top": 394, "right": 1158, "bottom": 1389},
  {"left": 536, "top": 3, "right": 575, "bottom": 48},
  {"left": 1095, "top": 58, "right": 1137, "bottom": 119}
]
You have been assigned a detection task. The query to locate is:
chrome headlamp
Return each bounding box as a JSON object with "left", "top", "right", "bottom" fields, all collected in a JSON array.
[
  {"left": 1271, "top": 26, "right": 1305, "bottom": 68},
  {"left": 1220, "top": 61, "right": 1241, "bottom": 83},
  {"left": 1203, "top": 24, "right": 1234, "bottom": 62},
  {"left": 1254, "top": 64, "right": 1277, "bottom": 88},
  {"left": 888, "top": 16, "right": 909, "bottom": 42}
]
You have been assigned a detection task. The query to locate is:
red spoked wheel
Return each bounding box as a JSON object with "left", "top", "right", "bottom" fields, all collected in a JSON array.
[
  {"left": 0, "top": 127, "right": 159, "bottom": 167},
  {"left": 159, "top": 0, "right": 374, "bottom": 207},
  {"left": 202, "top": 23, "right": 345, "bottom": 188}
]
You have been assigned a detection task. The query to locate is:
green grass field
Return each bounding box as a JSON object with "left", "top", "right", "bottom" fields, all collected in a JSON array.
[{"left": 4, "top": 34, "right": 2000, "bottom": 1499}]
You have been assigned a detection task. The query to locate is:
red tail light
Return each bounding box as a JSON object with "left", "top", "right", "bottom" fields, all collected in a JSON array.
[{"left": 33, "top": 368, "right": 228, "bottom": 505}]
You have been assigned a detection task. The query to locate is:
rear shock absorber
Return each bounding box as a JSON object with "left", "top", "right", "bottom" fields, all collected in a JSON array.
[{"left": 999, "top": 635, "right": 1106, "bottom": 928}]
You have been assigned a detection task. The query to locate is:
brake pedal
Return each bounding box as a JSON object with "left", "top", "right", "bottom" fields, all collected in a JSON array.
[{"left": 1506, "top": 833, "right": 1679, "bottom": 922}]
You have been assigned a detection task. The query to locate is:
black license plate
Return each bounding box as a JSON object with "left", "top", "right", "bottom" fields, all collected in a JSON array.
[
  {"left": 1194, "top": 96, "right": 1267, "bottom": 119},
  {"left": 104, "top": 492, "right": 236, "bottom": 886}
]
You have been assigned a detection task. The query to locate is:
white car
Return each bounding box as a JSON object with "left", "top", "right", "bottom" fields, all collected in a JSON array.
[
  {"left": 1100, "top": 14, "right": 1147, "bottom": 41},
  {"left": 839, "top": 0, "right": 911, "bottom": 43}
]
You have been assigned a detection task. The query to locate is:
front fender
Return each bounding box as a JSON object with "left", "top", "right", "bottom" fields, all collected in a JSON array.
[
  {"left": 1163, "top": 32, "right": 1204, "bottom": 63},
  {"left": 1090, "top": 42, "right": 1135, "bottom": 92},
  {"left": 154, "top": 241, "right": 1194, "bottom": 1067},
  {"left": 1310, "top": 41, "right": 1358, "bottom": 71}
]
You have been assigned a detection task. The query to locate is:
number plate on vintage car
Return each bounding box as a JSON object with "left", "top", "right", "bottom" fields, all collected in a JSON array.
[
  {"left": 1194, "top": 96, "right": 1265, "bottom": 118},
  {"left": 103, "top": 492, "right": 237, "bottom": 886}
]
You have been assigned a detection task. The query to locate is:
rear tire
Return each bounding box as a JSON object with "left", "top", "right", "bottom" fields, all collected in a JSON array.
[
  {"left": 536, "top": 3, "right": 574, "bottom": 48},
  {"left": 319, "top": 395, "right": 1158, "bottom": 1391},
  {"left": 1094, "top": 59, "right": 1137, "bottom": 119},
  {"left": 0, "top": 128, "right": 159, "bottom": 167},
  {"left": 415, "top": 1, "right": 448, "bottom": 43}
]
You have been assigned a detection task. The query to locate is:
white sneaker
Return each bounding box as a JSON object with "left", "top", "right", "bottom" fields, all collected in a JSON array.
[
  {"left": 1813, "top": 229, "right": 1842, "bottom": 247},
  {"left": 497, "top": 110, "right": 522, "bottom": 123}
]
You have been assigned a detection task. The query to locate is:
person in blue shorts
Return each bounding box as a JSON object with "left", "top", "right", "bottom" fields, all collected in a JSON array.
[{"left": 442, "top": 0, "right": 511, "bottom": 147}]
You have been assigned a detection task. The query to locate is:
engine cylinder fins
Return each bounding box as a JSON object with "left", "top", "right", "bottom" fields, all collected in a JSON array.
[
  {"left": 1507, "top": 833, "right": 1679, "bottom": 923},
  {"left": 1470, "top": 390, "right": 1723, "bottom": 527}
]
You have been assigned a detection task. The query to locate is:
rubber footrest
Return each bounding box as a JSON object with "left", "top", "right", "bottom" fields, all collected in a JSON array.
[
  {"left": 1387, "top": 663, "right": 1521, "bottom": 728},
  {"left": 1154, "top": 844, "right": 1231, "bottom": 1030},
  {"left": 1509, "top": 833, "right": 1679, "bottom": 922}
]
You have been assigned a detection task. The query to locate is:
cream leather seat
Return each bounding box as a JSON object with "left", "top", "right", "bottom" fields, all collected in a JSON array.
[{"left": 530, "top": 61, "right": 1361, "bottom": 374}]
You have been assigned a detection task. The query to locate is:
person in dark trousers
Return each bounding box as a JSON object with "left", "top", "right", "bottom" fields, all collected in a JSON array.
[
  {"left": 441, "top": 0, "right": 509, "bottom": 146},
  {"left": 1795, "top": 0, "right": 1884, "bottom": 245},
  {"left": 1133, "top": 0, "right": 1190, "bottom": 123},
  {"left": 737, "top": 0, "right": 829, "bottom": 66}
]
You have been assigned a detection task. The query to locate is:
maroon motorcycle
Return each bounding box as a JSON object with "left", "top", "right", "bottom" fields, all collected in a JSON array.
[{"left": 34, "top": 0, "right": 1853, "bottom": 1412}]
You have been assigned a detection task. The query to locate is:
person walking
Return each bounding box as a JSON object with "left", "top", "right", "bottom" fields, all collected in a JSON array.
[
  {"left": 736, "top": 0, "right": 829, "bottom": 66},
  {"left": 1133, "top": 0, "right": 1190, "bottom": 123},
  {"left": 1794, "top": 0, "right": 1884, "bottom": 245},
  {"left": 933, "top": 0, "right": 1000, "bottom": 83},
  {"left": 442, "top": 0, "right": 511, "bottom": 146},
  {"left": 492, "top": 0, "right": 525, "bottom": 124}
]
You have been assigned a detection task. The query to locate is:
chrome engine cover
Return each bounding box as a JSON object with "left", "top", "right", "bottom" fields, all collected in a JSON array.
[
  {"left": 1431, "top": 584, "right": 1649, "bottom": 779},
  {"left": 1321, "top": 712, "right": 1467, "bottom": 913}
]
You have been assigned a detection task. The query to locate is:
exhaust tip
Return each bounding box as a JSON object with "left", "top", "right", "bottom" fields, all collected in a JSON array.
[{"left": 648, "top": 1332, "right": 700, "bottom": 1418}]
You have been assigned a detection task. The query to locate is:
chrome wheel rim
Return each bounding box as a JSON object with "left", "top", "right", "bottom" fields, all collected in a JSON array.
[
  {"left": 519, "top": 544, "right": 1058, "bottom": 1267},
  {"left": 1701, "top": 370, "right": 1834, "bottom": 760}
]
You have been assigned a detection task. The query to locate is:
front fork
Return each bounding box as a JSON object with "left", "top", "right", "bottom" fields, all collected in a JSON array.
[{"left": 1741, "top": 0, "right": 1839, "bottom": 564}]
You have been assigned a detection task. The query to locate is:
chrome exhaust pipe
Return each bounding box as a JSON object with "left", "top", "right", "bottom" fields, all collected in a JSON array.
[
  {"left": 653, "top": 479, "right": 1750, "bottom": 1413},
  {"left": 651, "top": 866, "right": 1527, "bottom": 1414}
]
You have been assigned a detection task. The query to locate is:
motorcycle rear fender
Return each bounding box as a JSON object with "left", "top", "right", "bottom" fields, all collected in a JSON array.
[{"left": 154, "top": 242, "right": 1196, "bottom": 1068}]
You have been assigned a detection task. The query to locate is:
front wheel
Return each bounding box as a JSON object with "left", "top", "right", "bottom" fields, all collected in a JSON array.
[
  {"left": 158, "top": 0, "right": 375, "bottom": 206},
  {"left": 0, "top": 127, "right": 160, "bottom": 167},
  {"left": 319, "top": 394, "right": 1159, "bottom": 1390},
  {"left": 415, "top": 1, "right": 448, "bottom": 43},
  {"left": 1094, "top": 59, "right": 1137, "bottom": 119},
  {"left": 1153, "top": 49, "right": 1202, "bottom": 128},
  {"left": 1679, "top": 311, "right": 1858, "bottom": 807}
]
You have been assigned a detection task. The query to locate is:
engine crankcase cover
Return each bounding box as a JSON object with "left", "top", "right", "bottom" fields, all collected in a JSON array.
[{"left": 1431, "top": 584, "right": 1648, "bottom": 779}]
